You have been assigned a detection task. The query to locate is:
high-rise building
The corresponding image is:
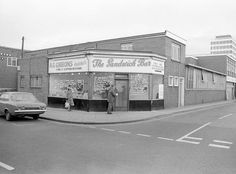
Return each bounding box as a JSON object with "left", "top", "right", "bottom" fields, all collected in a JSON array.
[{"left": 210, "top": 35, "right": 236, "bottom": 60}]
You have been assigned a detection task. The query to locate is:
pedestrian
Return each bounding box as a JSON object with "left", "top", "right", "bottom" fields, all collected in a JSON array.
[
  {"left": 107, "top": 84, "right": 118, "bottom": 114},
  {"left": 66, "top": 85, "right": 74, "bottom": 111}
]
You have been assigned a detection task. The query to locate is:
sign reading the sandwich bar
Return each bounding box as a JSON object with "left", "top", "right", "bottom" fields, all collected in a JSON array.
[
  {"left": 89, "top": 56, "right": 164, "bottom": 75},
  {"left": 48, "top": 56, "right": 88, "bottom": 73}
]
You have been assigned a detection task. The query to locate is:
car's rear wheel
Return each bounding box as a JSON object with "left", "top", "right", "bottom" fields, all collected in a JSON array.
[
  {"left": 33, "top": 114, "right": 39, "bottom": 120},
  {"left": 5, "top": 111, "right": 12, "bottom": 121}
]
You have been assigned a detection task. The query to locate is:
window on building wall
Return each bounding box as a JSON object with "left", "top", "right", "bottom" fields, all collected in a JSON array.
[
  {"left": 201, "top": 70, "right": 208, "bottom": 82},
  {"left": 212, "top": 73, "right": 216, "bottom": 84},
  {"left": 121, "top": 43, "right": 133, "bottom": 50},
  {"left": 186, "top": 67, "right": 225, "bottom": 90},
  {"left": 7, "top": 57, "right": 18, "bottom": 67},
  {"left": 186, "top": 67, "right": 194, "bottom": 89},
  {"left": 171, "top": 43, "right": 180, "bottom": 61},
  {"left": 168, "top": 76, "right": 174, "bottom": 86},
  {"left": 174, "top": 76, "right": 179, "bottom": 86},
  {"left": 30, "top": 75, "right": 42, "bottom": 88},
  {"left": 7, "top": 57, "right": 11, "bottom": 66}
]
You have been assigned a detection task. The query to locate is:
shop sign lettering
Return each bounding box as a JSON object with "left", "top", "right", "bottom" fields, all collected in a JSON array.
[
  {"left": 91, "top": 57, "right": 164, "bottom": 75},
  {"left": 49, "top": 57, "right": 88, "bottom": 73},
  {"left": 49, "top": 56, "right": 164, "bottom": 75},
  {"left": 92, "top": 58, "right": 151, "bottom": 68}
]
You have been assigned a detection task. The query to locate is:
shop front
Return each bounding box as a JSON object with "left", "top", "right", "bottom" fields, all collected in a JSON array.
[{"left": 48, "top": 50, "right": 166, "bottom": 111}]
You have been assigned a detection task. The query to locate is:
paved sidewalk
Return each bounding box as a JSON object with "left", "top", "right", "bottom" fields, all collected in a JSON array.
[{"left": 40, "top": 100, "right": 235, "bottom": 124}]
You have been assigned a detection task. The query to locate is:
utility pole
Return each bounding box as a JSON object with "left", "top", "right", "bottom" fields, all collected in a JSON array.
[{"left": 21, "top": 36, "right": 24, "bottom": 59}]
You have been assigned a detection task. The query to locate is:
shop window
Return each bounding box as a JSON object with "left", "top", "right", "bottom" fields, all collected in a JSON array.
[
  {"left": 92, "top": 73, "right": 114, "bottom": 100},
  {"left": 129, "top": 74, "right": 149, "bottom": 100},
  {"left": 171, "top": 43, "right": 180, "bottom": 61},
  {"left": 152, "top": 75, "right": 164, "bottom": 100},
  {"left": 168, "top": 76, "right": 174, "bottom": 86},
  {"left": 30, "top": 75, "right": 42, "bottom": 88},
  {"left": 49, "top": 73, "right": 88, "bottom": 99}
]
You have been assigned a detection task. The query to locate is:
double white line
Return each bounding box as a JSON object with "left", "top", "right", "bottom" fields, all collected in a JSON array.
[{"left": 209, "top": 140, "right": 233, "bottom": 149}]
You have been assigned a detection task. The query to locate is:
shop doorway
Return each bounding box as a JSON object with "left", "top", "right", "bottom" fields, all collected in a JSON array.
[
  {"left": 178, "top": 77, "right": 184, "bottom": 107},
  {"left": 115, "top": 79, "right": 129, "bottom": 111}
]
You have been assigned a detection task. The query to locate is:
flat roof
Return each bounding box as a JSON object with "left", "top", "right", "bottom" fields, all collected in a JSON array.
[
  {"left": 47, "top": 49, "right": 167, "bottom": 61},
  {"left": 24, "top": 30, "right": 187, "bottom": 53}
]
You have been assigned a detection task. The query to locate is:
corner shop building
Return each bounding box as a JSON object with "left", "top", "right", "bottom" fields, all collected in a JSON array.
[{"left": 19, "top": 49, "right": 166, "bottom": 111}]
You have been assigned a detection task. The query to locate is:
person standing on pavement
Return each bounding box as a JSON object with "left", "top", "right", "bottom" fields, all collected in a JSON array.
[
  {"left": 66, "top": 85, "right": 74, "bottom": 111},
  {"left": 107, "top": 84, "right": 118, "bottom": 114}
]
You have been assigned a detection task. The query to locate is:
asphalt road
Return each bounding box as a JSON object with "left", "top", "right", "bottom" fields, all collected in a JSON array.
[{"left": 0, "top": 103, "right": 236, "bottom": 174}]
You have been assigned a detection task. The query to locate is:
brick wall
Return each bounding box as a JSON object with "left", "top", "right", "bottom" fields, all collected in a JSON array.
[
  {"left": 185, "top": 90, "right": 226, "bottom": 105},
  {"left": 18, "top": 56, "right": 49, "bottom": 104},
  {"left": 0, "top": 46, "right": 21, "bottom": 89}
]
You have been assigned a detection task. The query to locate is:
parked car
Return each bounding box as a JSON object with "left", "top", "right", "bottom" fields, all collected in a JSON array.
[{"left": 0, "top": 92, "right": 47, "bottom": 121}]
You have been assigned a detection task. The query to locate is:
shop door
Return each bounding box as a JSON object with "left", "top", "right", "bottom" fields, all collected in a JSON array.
[{"left": 115, "top": 79, "right": 128, "bottom": 111}]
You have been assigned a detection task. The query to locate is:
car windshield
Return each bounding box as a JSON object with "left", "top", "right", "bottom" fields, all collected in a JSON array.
[{"left": 10, "top": 93, "right": 38, "bottom": 102}]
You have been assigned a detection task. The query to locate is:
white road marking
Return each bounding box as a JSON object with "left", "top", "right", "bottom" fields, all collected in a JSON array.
[
  {"left": 219, "top": 114, "right": 232, "bottom": 120},
  {"left": 157, "top": 137, "right": 174, "bottom": 141},
  {"left": 209, "top": 144, "right": 230, "bottom": 149},
  {"left": 118, "top": 131, "right": 131, "bottom": 134},
  {"left": 213, "top": 140, "right": 233, "bottom": 144},
  {"left": 0, "top": 161, "right": 15, "bottom": 171},
  {"left": 101, "top": 128, "right": 115, "bottom": 132},
  {"left": 176, "top": 122, "right": 211, "bottom": 144},
  {"left": 136, "top": 134, "right": 151, "bottom": 137},
  {"left": 186, "top": 137, "right": 203, "bottom": 141},
  {"left": 177, "top": 139, "right": 200, "bottom": 145}
]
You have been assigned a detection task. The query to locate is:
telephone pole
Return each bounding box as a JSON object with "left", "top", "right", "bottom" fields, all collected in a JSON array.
[{"left": 21, "top": 36, "right": 24, "bottom": 59}]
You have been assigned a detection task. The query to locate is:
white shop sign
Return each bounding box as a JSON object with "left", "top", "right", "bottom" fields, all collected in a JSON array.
[
  {"left": 89, "top": 57, "right": 164, "bottom": 75},
  {"left": 227, "top": 76, "right": 236, "bottom": 83},
  {"left": 48, "top": 57, "right": 88, "bottom": 73}
]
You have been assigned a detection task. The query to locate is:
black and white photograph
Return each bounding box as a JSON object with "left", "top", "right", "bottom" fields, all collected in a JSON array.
[{"left": 0, "top": 0, "right": 236, "bottom": 173}]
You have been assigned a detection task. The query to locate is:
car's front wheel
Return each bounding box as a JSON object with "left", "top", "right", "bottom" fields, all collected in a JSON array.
[
  {"left": 33, "top": 114, "right": 39, "bottom": 120},
  {"left": 5, "top": 111, "right": 12, "bottom": 121}
]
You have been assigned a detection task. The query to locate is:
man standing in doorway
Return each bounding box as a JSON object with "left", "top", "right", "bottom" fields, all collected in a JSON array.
[{"left": 107, "top": 84, "right": 118, "bottom": 114}]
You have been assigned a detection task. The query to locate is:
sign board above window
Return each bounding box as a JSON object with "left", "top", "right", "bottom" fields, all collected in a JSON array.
[
  {"left": 89, "top": 56, "right": 164, "bottom": 75},
  {"left": 49, "top": 55, "right": 165, "bottom": 75}
]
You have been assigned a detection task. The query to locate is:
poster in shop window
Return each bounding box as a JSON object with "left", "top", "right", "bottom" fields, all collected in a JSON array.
[
  {"left": 93, "top": 74, "right": 113, "bottom": 99},
  {"left": 130, "top": 74, "right": 148, "bottom": 94},
  {"left": 129, "top": 74, "right": 149, "bottom": 101},
  {"left": 49, "top": 76, "right": 87, "bottom": 99}
]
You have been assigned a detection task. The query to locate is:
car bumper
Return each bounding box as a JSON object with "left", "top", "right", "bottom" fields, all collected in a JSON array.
[{"left": 14, "top": 109, "right": 47, "bottom": 115}]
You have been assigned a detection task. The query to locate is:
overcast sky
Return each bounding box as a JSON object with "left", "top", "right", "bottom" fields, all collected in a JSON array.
[{"left": 0, "top": 0, "right": 236, "bottom": 55}]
